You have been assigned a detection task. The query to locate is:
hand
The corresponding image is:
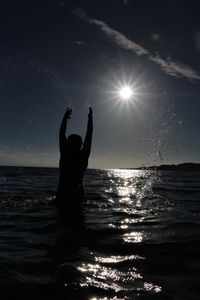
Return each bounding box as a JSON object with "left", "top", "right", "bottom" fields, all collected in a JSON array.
[
  {"left": 65, "top": 107, "right": 72, "bottom": 119},
  {"left": 88, "top": 107, "right": 93, "bottom": 118}
]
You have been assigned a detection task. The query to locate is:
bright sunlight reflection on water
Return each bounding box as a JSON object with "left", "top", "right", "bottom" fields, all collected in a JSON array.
[
  {"left": 106, "top": 169, "right": 155, "bottom": 222},
  {"left": 75, "top": 169, "right": 163, "bottom": 297},
  {"left": 78, "top": 257, "right": 162, "bottom": 294},
  {"left": 94, "top": 255, "right": 145, "bottom": 264},
  {"left": 108, "top": 169, "right": 154, "bottom": 203},
  {"left": 123, "top": 231, "right": 144, "bottom": 243},
  {"left": 78, "top": 262, "right": 143, "bottom": 291}
]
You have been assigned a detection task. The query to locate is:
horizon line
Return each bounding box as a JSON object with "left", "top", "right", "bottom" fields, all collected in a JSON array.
[{"left": 0, "top": 161, "right": 199, "bottom": 170}]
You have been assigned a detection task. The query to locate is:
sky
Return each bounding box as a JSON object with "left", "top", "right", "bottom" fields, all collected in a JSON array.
[{"left": 0, "top": 0, "right": 200, "bottom": 169}]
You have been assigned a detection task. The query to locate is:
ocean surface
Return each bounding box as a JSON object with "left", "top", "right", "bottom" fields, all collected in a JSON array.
[{"left": 0, "top": 166, "right": 199, "bottom": 299}]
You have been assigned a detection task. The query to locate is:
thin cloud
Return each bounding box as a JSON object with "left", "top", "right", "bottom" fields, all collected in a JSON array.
[
  {"left": 88, "top": 19, "right": 148, "bottom": 56},
  {"left": 74, "top": 8, "right": 148, "bottom": 56},
  {"left": 74, "top": 8, "right": 200, "bottom": 82},
  {"left": 150, "top": 55, "right": 200, "bottom": 81}
]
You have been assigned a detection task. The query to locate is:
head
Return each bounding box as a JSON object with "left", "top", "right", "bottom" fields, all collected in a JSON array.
[{"left": 67, "top": 134, "right": 83, "bottom": 151}]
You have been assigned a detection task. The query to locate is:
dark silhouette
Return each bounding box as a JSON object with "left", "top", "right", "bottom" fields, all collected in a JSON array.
[{"left": 55, "top": 107, "right": 93, "bottom": 227}]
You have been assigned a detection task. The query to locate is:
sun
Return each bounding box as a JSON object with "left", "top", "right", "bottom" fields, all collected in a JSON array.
[
  {"left": 106, "top": 73, "right": 141, "bottom": 107},
  {"left": 119, "top": 86, "right": 133, "bottom": 100}
]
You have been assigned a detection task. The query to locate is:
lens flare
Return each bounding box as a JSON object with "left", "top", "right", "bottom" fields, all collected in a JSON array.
[{"left": 119, "top": 86, "right": 133, "bottom": 100}]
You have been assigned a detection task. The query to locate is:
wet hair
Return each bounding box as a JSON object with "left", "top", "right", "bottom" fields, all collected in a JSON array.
[{"left": 67, "top": 134, "right": 83, "bottom": 151}]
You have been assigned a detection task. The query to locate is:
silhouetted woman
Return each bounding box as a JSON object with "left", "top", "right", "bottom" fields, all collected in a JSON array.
[{"left": 55, "top": 107, "right": 93, "bottom": 227}]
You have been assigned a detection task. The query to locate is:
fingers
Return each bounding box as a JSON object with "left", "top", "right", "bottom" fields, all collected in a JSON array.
[
  {"left": 66, "top": 107, "right": 72, "bottom": 113},
  {"left": 65, "top": 107, "right": 72, "bottom": 119}
]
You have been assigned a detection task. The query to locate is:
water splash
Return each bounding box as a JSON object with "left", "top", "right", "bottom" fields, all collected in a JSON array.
[{"left": 141, "top": 82, "right": 183, "bottom": 167}]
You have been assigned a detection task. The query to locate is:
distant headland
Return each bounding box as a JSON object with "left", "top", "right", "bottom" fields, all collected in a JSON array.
[{"left": 140, "top": 163, "right": 200, "bottom": 172}]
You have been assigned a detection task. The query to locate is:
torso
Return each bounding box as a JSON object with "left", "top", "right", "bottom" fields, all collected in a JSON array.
[{"left": 56, "top": 150, "right": 88, "bottom": 207}]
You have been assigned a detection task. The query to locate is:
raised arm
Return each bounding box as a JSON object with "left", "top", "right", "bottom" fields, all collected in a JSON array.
[
  {"left": 59, "top": 107, "right": 72, "bottom": 154},
  {"left": 82, "top": 107, "right": 93, "bottom": 158}
]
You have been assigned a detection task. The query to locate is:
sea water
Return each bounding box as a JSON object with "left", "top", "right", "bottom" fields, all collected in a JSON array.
[{"left": 0, "top": 166, "right": 199, "bottom": 299}]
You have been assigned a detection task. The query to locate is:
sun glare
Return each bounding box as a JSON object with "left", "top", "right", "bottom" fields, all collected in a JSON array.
[
  {"left": 119, "top": 86, "right": 133, "bottom": 100},
  {"left": 106, "top": 73, "right": 142, "bottom": 107}
]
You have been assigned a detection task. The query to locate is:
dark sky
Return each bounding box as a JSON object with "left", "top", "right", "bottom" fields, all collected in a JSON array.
[{"left": 0, "top": 0, "right": 200, "bottom": 168}]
